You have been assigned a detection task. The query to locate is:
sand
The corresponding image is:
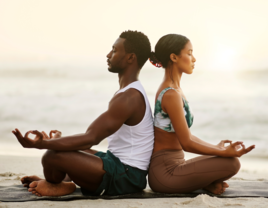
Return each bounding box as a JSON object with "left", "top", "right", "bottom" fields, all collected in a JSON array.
[{"left": 0, "top": 155, "right": 268, "bottom": 208}]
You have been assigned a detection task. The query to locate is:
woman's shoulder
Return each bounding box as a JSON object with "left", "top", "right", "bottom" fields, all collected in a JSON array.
[
  {"left": 161, "top": 88, "right": 182, "bottom": 101},
  {"left": 156, "top": 86, "right": 183, "bottom": 110}
]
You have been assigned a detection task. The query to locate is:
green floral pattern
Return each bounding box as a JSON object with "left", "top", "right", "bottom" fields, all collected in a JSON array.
[{"left": 154, "top": 87, "right": 194, "bottom": 132}]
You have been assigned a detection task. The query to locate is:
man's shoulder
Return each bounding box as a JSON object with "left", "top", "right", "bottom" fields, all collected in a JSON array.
[
  {"left": 109, "top": 88, "right": 145, "bottom": 112},
  {"left": 114, "top": 88, "right": 144, "bottom": 102}
]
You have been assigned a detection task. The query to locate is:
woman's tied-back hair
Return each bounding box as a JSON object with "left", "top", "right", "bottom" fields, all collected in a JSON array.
[
  {"left": 150, "top": 34, "right": 189, "bottom": 68},
  {"left": 120, "top": 30, "right": 151, "bottom": 68}
]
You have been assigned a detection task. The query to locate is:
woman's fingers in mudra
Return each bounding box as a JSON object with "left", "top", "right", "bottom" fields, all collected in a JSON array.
[
  {"left": 217, "top": 140, "right": 232, "bottom": 149},
  {"left": 231, "top": 142, "right": 255, "bottom": 157},
  {"left": 231, "top": 141, "right": 243, "bottom": 148},
  {"left": 238, "top": 144, "right": 255, "bottom": 156},
  {"left": 221, "top": 140, "right": 232, "bottom": 146}
]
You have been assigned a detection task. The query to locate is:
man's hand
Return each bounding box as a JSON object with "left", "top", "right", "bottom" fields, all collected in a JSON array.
[
  {"left": 12, "top": 129, "right": 44, "bottom": 149},
  {"left": 41, "top": 130, "right": 62, "bottom": 140},
  {"left": 50, "top": 130, "right": 62, "bottom": 139}
]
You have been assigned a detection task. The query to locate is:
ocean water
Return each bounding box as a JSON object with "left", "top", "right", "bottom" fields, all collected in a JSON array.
[{"left": 0, "top": 67, "right": 268, "bottom": 163}]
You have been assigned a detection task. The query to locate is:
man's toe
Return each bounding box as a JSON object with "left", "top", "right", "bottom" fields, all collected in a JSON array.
[
  {"left": 29, "top": 181, "right": 38, "bottom": 188},
  {"left": 21, "top": 177, "right": 26, "bottom": 183}
]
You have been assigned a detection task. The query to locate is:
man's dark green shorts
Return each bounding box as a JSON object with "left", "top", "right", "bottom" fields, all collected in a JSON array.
[{"left": 81, "top": 150, "right": 148, "bottom": 196}]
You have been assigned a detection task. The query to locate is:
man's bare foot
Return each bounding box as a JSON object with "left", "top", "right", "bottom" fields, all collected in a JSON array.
[
  {"left": 21, "top": 175, "right": 43, "bottom": 188},
  {"left": 28, "top": 179, "right": 76, "bottom": 197},
  {"left": 203, "top": 181, "right": 229, "bottom": 195}
]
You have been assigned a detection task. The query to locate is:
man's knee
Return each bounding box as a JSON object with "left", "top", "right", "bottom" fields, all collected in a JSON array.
[{"left": 42, "top": 150, "right": 64, "bottom": 167}]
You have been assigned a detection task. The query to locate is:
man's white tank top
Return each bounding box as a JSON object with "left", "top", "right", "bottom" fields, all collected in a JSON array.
[{"left": 107, "top": 81, "right": 154, "bottom": 171}]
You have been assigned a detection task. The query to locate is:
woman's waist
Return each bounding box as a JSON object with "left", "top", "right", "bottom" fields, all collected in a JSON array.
[
  {"left": 151, "top": 148, "right": 184, "bottom": 158},
  {"left": 153, "top": 130, "right": 183, "bottom": 152},
  {"left": 150, "top": 149, "right": 186, "bottom": 170}
]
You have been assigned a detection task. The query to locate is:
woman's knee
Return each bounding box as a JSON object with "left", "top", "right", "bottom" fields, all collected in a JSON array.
[{"left": 228, "top": 157, "right": 241, "bottom": 174}]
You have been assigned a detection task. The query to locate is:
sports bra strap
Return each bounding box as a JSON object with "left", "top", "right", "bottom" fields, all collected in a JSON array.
[
  {"left": 157, "top": 87, "right": 187, "bottom": 106},
  {"left": 157, "top": 87, "right": 175, "bottom": 103}
]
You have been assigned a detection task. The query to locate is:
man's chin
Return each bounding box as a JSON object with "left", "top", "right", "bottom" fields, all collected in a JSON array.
[
  {"left": 108, "top": 67, "right": 120, "bottom": 73},
  {"left": 108, "top": 68, "right": 116, "bottom": 73}
]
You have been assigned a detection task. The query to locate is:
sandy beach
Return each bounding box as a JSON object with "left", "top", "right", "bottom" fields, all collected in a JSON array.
[{"left": 0, "top": 153, "right": 267, "bottom": 208}]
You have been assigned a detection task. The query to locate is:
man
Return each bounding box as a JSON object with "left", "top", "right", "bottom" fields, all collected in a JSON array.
[{"left": 12, "top": 30, "right": 154, "bottom": 197}]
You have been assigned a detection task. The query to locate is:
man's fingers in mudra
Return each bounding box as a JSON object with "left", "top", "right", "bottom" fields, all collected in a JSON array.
[
  {"left": 12, "top": 129, "right": 29, "bottom": 147},
  {"left": 42, "top": 131, "right": 50, "bottom": 140},
  {"left": 49, "top": 130, "right": 57, "bottom": 138},
  {"left": 50, "top": 130, "right": 61, "bottom": 138},
  {"left": 31, "top": 130, "right": 43, "bottom": 139}
]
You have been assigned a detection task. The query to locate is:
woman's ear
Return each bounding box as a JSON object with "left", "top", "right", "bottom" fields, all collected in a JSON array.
[{"left": 170, "top": 53, "right": 178, "bottom": 63}]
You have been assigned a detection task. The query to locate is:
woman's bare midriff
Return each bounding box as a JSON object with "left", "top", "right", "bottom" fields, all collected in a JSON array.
[{"left": 153, "top": 127, "right": 183, "bottom": 154}]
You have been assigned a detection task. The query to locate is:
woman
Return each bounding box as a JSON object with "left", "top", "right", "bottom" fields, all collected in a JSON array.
[{"left": 148, "top": 34, "right": 255, "bottom": 195}]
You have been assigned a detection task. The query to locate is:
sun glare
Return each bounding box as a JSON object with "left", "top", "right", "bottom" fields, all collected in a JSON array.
[{"left": 212, "top": 45, "right": 238, "bottom": 71}]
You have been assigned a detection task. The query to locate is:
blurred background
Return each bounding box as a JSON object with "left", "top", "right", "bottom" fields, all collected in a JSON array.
[{"left": 0, "top": 0, "right": 267, "bottom": 175}]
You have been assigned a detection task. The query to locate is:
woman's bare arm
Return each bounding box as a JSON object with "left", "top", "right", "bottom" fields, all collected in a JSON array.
[
  {"left": 162, "top": 90, "right": 255, "bottom": 157},
  {"left": 191, "top": 134, "right": 218, "bottom": 149},
  {"left": 191, "top": 134, "right": 233, "bottom": 150}
]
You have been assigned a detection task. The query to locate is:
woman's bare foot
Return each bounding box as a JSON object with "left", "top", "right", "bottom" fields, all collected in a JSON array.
[
  {"left": 28, "top": 179, "right": 76, "bottom": 197},
  {"left": 21, "top": 175, "right": 43, "bottom": 187},
  {"left": 203, "top": 181, "right": 229, "bottom": 195}
]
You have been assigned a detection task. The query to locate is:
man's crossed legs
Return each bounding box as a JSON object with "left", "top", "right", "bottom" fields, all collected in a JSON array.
[{"left": 21, "top": 132, "right": 105, "bottom": 197}]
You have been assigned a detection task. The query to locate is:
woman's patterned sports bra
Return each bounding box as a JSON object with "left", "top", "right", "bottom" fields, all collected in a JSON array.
[{"left": 154, "top": 87, "right": 194, "bottom": 132}]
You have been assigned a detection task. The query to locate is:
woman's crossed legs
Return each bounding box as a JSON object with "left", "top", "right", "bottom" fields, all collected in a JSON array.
[{"left": 149, "top": 151, "right": 240, "bottom": 195}]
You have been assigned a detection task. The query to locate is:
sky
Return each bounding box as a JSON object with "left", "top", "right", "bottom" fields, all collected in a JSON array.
[{"left": 0, "top": 0, "right": 268, "bottom": 71}]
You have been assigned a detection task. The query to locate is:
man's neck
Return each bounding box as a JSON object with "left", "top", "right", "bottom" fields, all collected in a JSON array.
[{"left": 118, "top": 67, "right": 140, "bottom": 89}]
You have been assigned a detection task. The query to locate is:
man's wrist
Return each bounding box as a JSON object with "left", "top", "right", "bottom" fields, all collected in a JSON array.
[{"left": 39, "top": 139, "right": 49, "bottom": 150}]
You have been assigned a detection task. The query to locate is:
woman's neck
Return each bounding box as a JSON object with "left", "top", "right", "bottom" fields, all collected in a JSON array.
[{"left": 163, "top": 65, "right": 182, "bottom": 89}]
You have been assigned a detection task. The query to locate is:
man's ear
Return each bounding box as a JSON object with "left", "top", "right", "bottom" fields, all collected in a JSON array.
[
  {"left": 127, "top": 53, "right": 136, "bottom": 64},
  {"left": 170, "top": 53, "right": 178, "bottom": 63}
]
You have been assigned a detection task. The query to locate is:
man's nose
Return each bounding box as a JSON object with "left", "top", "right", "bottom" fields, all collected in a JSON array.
[{"left": 107, "top": 51, "right": 112, "bottom": 58}]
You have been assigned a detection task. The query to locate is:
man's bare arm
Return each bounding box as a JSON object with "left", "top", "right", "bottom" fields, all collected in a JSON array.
[{"left": 13, "top": 90, "right": 139, "bottom": 151}]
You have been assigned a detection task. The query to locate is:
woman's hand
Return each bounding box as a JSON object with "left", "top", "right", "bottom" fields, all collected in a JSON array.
[
  {"left": 217, "top": 140, "right": 244, "bottom": 151},
  {"left": 223, "top": 141, "right": 255, "bottom": 157},
  {"left": 12, "top": 128, "right": 44, "bottom": 149},
  {"left": 217, "top": 140, "right": 232, "bottom": 150}
]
